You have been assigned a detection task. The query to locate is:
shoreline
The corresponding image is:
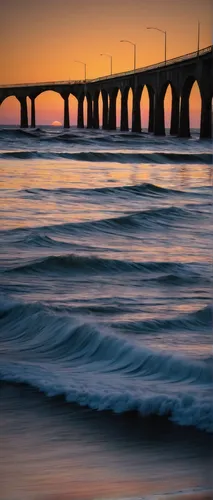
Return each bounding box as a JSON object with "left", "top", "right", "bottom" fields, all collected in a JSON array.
[
  {"left": 1, "top": 380, "right": 212, "bottom": 437},
  {"left": 1, "top": 383, "right": 212, "bottom": 500}
]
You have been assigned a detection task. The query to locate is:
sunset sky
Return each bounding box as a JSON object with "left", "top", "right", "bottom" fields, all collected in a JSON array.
[{"left": 0, "top": 0, "right": 212, "bottom": 126}]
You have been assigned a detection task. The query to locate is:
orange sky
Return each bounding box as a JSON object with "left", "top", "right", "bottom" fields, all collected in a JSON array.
[{"left": 0, "top": 0, "right": 212, "bottom": 126}]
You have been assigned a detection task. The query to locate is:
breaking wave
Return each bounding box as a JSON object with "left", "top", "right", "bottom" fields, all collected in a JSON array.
[{"left": 0, "top": 299, "right": 212, "bottom": 432}]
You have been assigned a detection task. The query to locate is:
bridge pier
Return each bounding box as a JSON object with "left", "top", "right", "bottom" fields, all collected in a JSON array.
[
  {"left": 120, "top": 91, "right": 128, "bottom": 131},
  {"left": 93, "top": 94, "right": 99, "bottom": 129},
  {"left": 132, "top": 92, "right": 141, "bottom": 133},
  {"left": 200, "top": 94, "right": 212, "bottom": 139},
  {"left": 87, "top": 94, "right": 93, "bottom": 128},
  {"left": 179, "top": 93, "right": 190, "bottom": 137},
  {"left": 30, "top": 97, "right": 36, "bottom": 128},
  {"left": 170, "top": 94, "right": 179, "bottom": 135},
  {"left": 62, "top": 93, "right": 70, "bottom": 129},
  {"left": 148, "top": 90, "right": 154, "bottom": 133},
  {"left": 154, "top": 95, "right": 165, "bottom": 136},
  {"left": 77, "top": 96, "right": 84, "bottom": 128},
  {"left": 18, "top": 96, "right": 28, "bottom": 128},
  {"left": 108, "top": 93, "right": 117, "bottom": 130},
  {"left": 102, "top": 91, "right": 109, "bottom": 130}
]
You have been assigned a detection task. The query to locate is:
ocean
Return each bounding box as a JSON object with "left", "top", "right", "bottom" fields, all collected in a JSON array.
[{"left": 0, "top": 125, "right": 212, "bottom": 500}]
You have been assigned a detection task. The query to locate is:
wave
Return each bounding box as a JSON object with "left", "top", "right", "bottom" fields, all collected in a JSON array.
[
  {"left": 60, "top": 205, "right": 205, "bottom": 231},
  {"left": 42, "top": 131, "right": 178, "bottom": 146},
  {"left": 0, "top": 127, "right": 46, "bottom": 138},
  {"left": 85, "top": 182, "right": 182, "bottom": 196},
  {"left": 51, "top": 132, "right": 93, "bottom": 144},
  {"left": 153, "top": 272, "right": 210, "bottom": 285},
  {"left": 0, "top": 150, "right": 40, "bottom": 159},
  {"left": 21, "top": 182, "right": 183, "bottom": 198},
  {"left": 116, "top": 305, "right": 212, "bottom": 333},
  {"left": 3, "top": 253, "right": 205, "bottom": 277},
  {"left": 0, "top": 150, "right": 212, "bottom": 164},
  {"left": 12, "top": 233, "right": 73, "bottom": 249},
  {"left": 0, "top": 204, "right": 203, "bottom": 242},
  {"left": 14, "top": 183, "right": 211, "bottom": 209},
  {"left": 2, "top": 298, "right": 210, "bottom": 332},
  {"left": 0, "top": 128, "right": 155, "bottom": 145},
  {"left": 0, "top": 300, "right": 212, "bottom": 431}
]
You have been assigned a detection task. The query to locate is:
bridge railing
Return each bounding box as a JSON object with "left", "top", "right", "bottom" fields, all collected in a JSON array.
[
  {"left": 0, "top": 80, "right": 84, "bottom": 89},
  {"left": 89, "top": 45, "right": 212, "bottom": 83},
  {"left": 0, "top": 45, "right": 212, "bottom": 89}
]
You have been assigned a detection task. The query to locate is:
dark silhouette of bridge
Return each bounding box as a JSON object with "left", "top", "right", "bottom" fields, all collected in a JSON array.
[{"left": 0, "top": 46, "right": 212, "bottom": 138}]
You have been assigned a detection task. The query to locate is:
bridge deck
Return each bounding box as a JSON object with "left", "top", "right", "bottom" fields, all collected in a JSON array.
[{"left": 0, "top": 45, "right": 212, "bottom": 89}]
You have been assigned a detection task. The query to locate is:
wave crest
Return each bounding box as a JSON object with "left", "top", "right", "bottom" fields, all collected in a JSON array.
[
  {"left": 1, "top": 150, "right": 212, "bottom": 164},
  {"left": 0, "top": 300, "right": 212, "bottom": 431},
  {"left": 3, "top": 253, "right": 205, "bottom": 277}
]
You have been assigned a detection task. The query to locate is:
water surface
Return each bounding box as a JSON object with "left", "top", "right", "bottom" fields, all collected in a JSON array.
[{"left": 0, "top": 126, "right": 212, "bottom": 499}]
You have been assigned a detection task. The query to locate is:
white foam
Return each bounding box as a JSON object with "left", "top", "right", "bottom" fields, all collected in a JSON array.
[{"left": 0, "top": 305, "right": 212, "bottom": 432}]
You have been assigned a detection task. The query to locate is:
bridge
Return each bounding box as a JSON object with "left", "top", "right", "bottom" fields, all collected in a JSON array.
[{"left": 0, "top": 46, "right": 212, "bottom": 138}]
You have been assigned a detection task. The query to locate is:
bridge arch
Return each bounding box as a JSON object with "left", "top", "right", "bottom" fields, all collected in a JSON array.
[
  {"left": 0, "top": 95, "right": 30, "bottom": 127},
  {"left": 0, "top": 95, "right": 20, "bottom": 126},
  {"left": 31, "top": 90, "right": 78, "bottom": 129},
  {"left": 67, "top": 92, "right": 78, "bottom": 127},
  {"left": 129, "top": 84, "right": 155, "bottom": 133},
  {"left": 35, "top": 89, "right": 62, "bottom": 100},
  {"left": 154, "top": 81, "right": 179, "bottom": 136},
  {"left": 33, "top": 90, "right": 64, "bottom": 127},
  {"left": 161, "top": 81, "right": 179, "bottom": 135},
  {"left": 189, "top": 80, "right": 202, "bottom": 131},
  {"left": 136, "top": 84, "right": 155, "bottom": 133},
  {"left": 179, "top": 77, "right": 202, "bottom": 137},
  {"left": 180, "top": 76, "right": 201, "bottom": 102}
]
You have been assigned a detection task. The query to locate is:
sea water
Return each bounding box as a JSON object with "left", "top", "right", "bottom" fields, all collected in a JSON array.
[{"left": 0, "top": 126, "right": 212, "bottom": 499}]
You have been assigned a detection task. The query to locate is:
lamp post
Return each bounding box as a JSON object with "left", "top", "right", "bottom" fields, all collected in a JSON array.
[
  {"left": 120, "top": 39, "right": 136, "bottom": 71},
  {"left": 197, "top": 20, "right": 200, "bottom": 56},
  {"left": 147, "top": 27, "right": 167, "bottom": 65},
  {"left": 74, "top": 60, "right": 87, "bottom": 81},
  {"left": 100, "top": 53, "right": 113, "bottom": 75}
]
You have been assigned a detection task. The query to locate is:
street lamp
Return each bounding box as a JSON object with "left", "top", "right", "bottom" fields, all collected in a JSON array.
[
  {"left": 147, "top": 27, "right": 167, "bottom": 65},
  {"left": 120, "top": 39, "right": 136, "bottom": 71},
  {"left": 197, "top": 20, "right": 200, "bottom": 56},
  {"left": 74, "top": 60, "right": 87, "bottom": 81},
  {"left": 100, "top": 53, "right": 113, "bottom": 75}
]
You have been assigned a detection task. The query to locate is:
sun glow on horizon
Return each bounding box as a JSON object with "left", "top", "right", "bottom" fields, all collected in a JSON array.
[{"left": 52, "top": 121, "right": 62, "bottom": 126}]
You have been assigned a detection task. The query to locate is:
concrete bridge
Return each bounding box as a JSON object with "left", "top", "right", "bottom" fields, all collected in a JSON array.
[{"left": 0, "top": 46, "right": 212, "bottom": 138}]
